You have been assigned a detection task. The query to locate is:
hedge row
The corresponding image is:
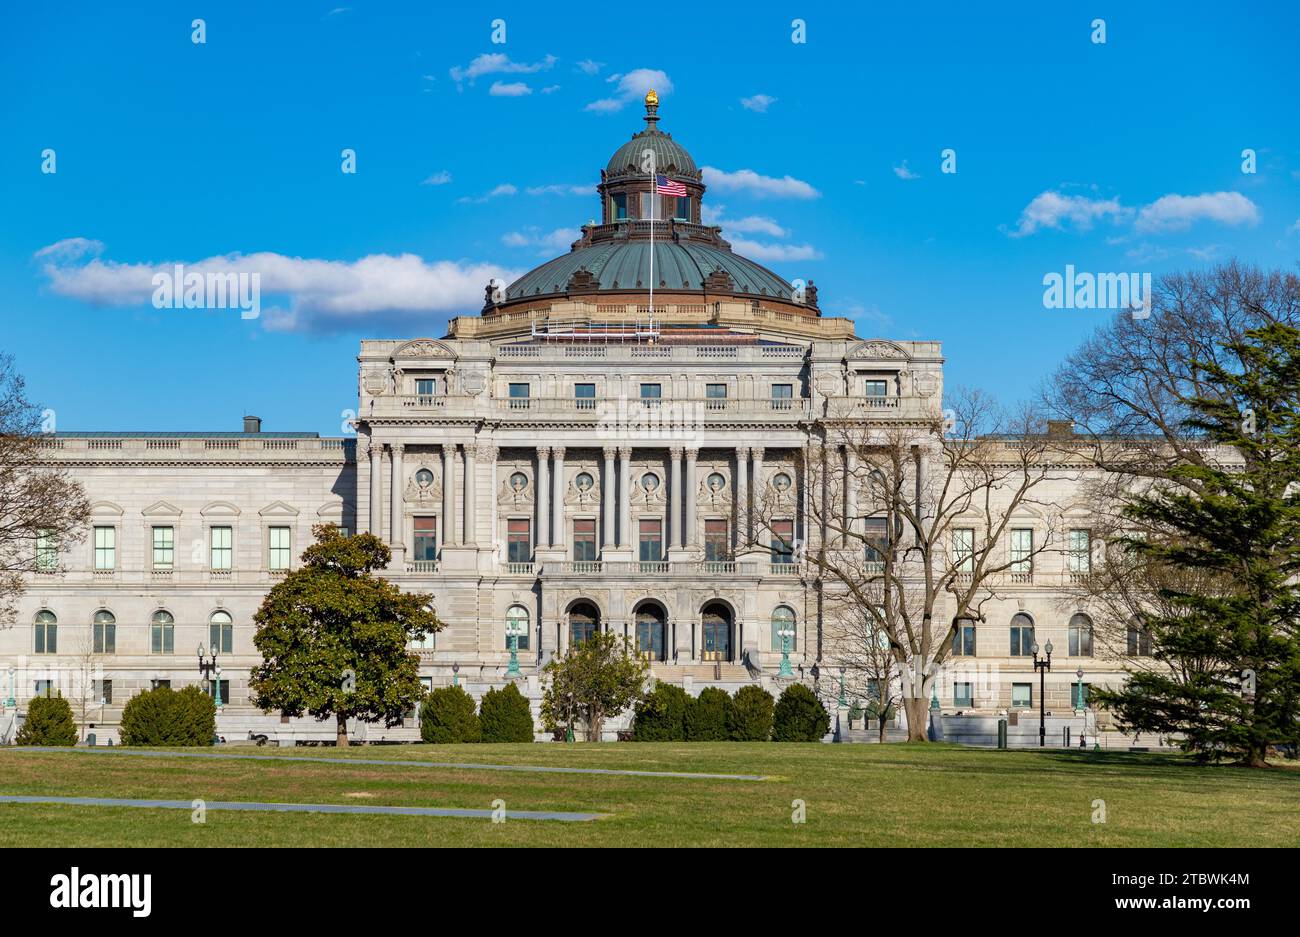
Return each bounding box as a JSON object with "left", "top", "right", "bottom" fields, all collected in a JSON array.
[
  {"left": 632, "top": 683, "right": 829, "bottom": 742},
  {"left": 419, "top": 683, "right": 535, "bottom": 743}
]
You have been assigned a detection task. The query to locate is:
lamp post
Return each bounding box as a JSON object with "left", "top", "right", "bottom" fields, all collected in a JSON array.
[
  {"left": 505, "top": 620, "right": 525, "bottom": 678},
  {"left": 838, "top": 667, "right": 848, "bottom": 707},
  {"left": 197, "top": 643, "right": 220, "bottom": 705},
  {"left": 1032, "top": 640, "right": 1053, "bottom": 747},
  {"left": 6, "top": 665, "right": 14, "bottom": 708},
  {"left": 1074, "top": 667, "right": 1085, "bottom": 712},
  {"left": 451, "top": 662, "right": 460, "bottom": 687},
  {"left": 778, "top": 627, "right": 795, "bottom": 678}
]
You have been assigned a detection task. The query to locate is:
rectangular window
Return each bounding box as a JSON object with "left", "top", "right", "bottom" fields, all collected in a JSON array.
[
  {"left": 36, "top": 529, "right": 57, "bottom": 570},
  {"left": 268, "top": 526, "right": 291, "bottom": 570},
  {"left": 205, "top": 679, "right": 231, "bottom": 704},
  {"left": 415, "top": 378, "right": 437, "bottom": 399},
  {"left": 1128, "top": 626, "right": 1153, "bottom": 657},
  {"left": 704, "top": 519, "right": 729, "bottom": 561},
  {"left": 639, "top": 191, "right": 655, "bottom": 219},
  {"left": 1010, "top": 528, "right": 1033, "bottom": 573},
  {"left": 639, "top": 518, "right": 662, "bottom": 562},
  {"left": 508, "top": 383, "right": 530, "bottom": 409},
  {"left": 705, "top": 383, "right": 727, "bottom": 410},
  {"left": 573, "top": 518, "right": 597, "bottom": 562},
  {"left": 674, "top": 195, "right": 691, "bottom": 221},
  {"left": 574, "top": 383, "right": 596, "bottom": 409},
  {"left": 93, "top": 618, "right": 115, "bottom": 654},
  {"left": 770, "top": 519, "right": 795, "bottom": 564},
  {"left": 211, "top": 619, "right": 233, "bottom": 654},
  {"left": 640, "top": 383, "right": 662, "bottom": 406},
  {"left": 93, "top": 526, "right": 116, "bottom": 570},
  {"left": 210, "top": 526, "right": 233, "bottom": 570},
  {"left": 953, "top": 528, "right": 975, "bottom": 572},
  {"left": 34, "top": 618, "right": 56, "bottom": 654},
  {"left": 152, "top": 525, "right": 174, "bottom": 569},
  {"left": 771, "top": 384, "right": 794, "bottom": 409},
  {"left": 151, "top": 620, "right": 174, "bottom": 654},
  {"left": 954, "top": 682, "right": 973, "bottom": 708},
  {"left": 951, "top": 623, "right": 976, "bottom": 656},
  {"left": 1068, "top": 528, "right": 1091, "bottom": 572},
  {"left": 507, "top": 519, "right": 531, "bottom": 563},
  {"left": 35, "top": 680, "right": 53, "bottom": 698},
  {"left": 864, "top": 517, "right": 888, "bottom": 566},
  {"left": 413, "top": 516, "right": 438, "bottom": 562},
  {"left": 611, "top": 193, "right": 627, "bottom": 220},
  {"left": 93, "top": 679, "right": 113, "bottom": 705},
  {"left": 864, "top": 379, "right": 888, "bottom": 397},
  {"left": 1011, "top": 683, "right": 1032, "bottom": 708},
  {"left": 1010, "top": 622, "right": 1036, "bottom": 657}
]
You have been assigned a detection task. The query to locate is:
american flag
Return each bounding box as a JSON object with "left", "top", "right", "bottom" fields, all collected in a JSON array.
[{"left": 655, "top": 174, "right": 687, "bottom": 197}]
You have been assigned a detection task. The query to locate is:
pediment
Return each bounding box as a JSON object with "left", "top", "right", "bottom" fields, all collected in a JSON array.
[
  {"left": 141, "top": 500, "right": 182, "bottom": 517},
  {"left": 392, "top": 338, "right": 456, "bottom": 360},
  {"left": 200, "top": 500, "right": 242, "bottom": 517},
  {"left": 848, "top": 339, "right": 910, "bottom": 361},
  {"left": 89, "top": 501, "right": 124, "bottom": 517},
  {"left": 258, "top": 500, "right": 301, "bottom": 517}
]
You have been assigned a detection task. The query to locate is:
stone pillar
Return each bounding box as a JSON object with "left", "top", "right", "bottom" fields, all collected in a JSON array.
[
  {"left": 844, "top": 446, "right": 858, "bottom": 546},
  {"left": 367, "top": 440, "right": 382, "bottom": 535},
  {"left": 485, "top": 444, "right": 499, "bottom": 555},
  {"left": 750, "top": 446, "right": 764, "bottom": 543},
  {"left": 462, "top": 443, "right": 477, "bottom": 545},
  {"left": 689, "top": 618, "right": 700, "bottom": 662},
  {"left": 551, "top": 446, "right": 566, "bottom": 549},
  {"left": 684, "top": 447, "right": 699, "bottom": 547},
  {"left": 618, "top": 446, "right": 633, "bottom": 548},
  {"left": 536, "top": 447, "right": 551, "bottom": 550},
  {"left": 601, "top": 446, "right": 616, "bottom": 552},
  {"left": 734, "top": 446, "right": 748, "bottom": 552},
  {"left": 389, "top": 443, "right": 404, "bottom": 554},
  {"left": 669, "top": 446, "right": 683, "bottom": 549},
  {"left": 441, "top": 443, "right": 455, "bottom": 548}
]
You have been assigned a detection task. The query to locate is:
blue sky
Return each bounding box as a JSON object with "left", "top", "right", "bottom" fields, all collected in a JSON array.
[{"left": 2, "top": 1, "right": 1297, "bottom": 434}]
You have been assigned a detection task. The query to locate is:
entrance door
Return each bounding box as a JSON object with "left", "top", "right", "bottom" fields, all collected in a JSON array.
[
  {"left": 701, "top": 604, "right": 732, "bottom": 661},
  {"left": 569, "top": 602, "right": 598, "bottom": 646},
  {"left": 635, "top": 604, "right": 666, "bottom": 661}
]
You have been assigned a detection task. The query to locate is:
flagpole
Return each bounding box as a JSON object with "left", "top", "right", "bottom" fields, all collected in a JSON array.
[{"left": 649, "top": 168, "right": 656, "bottom": 333}]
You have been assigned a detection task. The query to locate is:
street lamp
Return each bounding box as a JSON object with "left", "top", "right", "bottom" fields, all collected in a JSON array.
[
  {"left": 1075, "top": 667, "right": 1085, "bottom": 712},
  {"left": 451, "top": 662, "right": 460, "bottom": 687},
  {"left": 777, "top": 626, "right": 795, "bottom": 677},
  {"left": 505, "top": 620, "right": 525, "bottom": 678},
  {"left": 1032, "top": 640, "right": 1053, "bottom": 747},
  {"left": 838, "top": 667, "right": 848, "bottom": 707},
  {"left": 6, "top": 665, "right": 14, "bottom": 708},
  {"left": 197, "top": 643, "right": 219, "bottom": 700}
]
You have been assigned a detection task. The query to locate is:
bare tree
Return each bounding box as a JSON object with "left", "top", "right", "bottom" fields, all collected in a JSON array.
[
  {"left": 757, "top": 388, "right": 1064, "bottom": 741},
  {"left": 825, "top": 601, "right": 900, "bottom": 742},
  {"left": 0, "top": 354, "right": 90, "bottom": 625}
]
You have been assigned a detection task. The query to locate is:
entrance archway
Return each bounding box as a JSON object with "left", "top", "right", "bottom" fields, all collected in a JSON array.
[
  {"left": 569, "top": 601, "right": 599, "bottom": 646},
  {"left": 701, "top": 602, "right": 733, "bottom": 662},
  {"left": 634, "top": 601, "right": 667, "bottom": 661}
]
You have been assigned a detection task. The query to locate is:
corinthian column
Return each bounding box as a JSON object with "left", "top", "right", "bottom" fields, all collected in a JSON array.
[
  {"left": 618, "top": 446, "right": 633, "bottom": 548},
  {"left": 734, "top": 445, "right": 748, "bottom": 552},
  {"left": 462, "top": 443, "right": 477, "bottom": 545},
  {"left": 602, "top": 446, "right": 616, "bottom": 551},
  {"left": 670, "top": 446, "right": 684, "bottom": 549},
  {"left": 367, "top": 439, "right": 382, "bottom": 535},
  {"left": 551, "top": 446, "right": 566, "bottom": 549},
  {"left": 684, "top": 447, "right": 699, "bottom": 547},
  {"left": 536, "top": 447, "right": 551, "bottom": 549},
  {"left": 750, "top": 446, "right": 764, "bottom": 544},
  {"left": 441, "top": 443, "right": 455, "bottom": 547},
  {"left": 389, "top": 443, "right": 405, "bottom": 553}
]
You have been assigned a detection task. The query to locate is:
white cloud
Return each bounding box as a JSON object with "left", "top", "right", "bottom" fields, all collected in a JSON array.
[
  {"left": 489, "top": 81, "right": 532, "bottom": 97},
  {"left": 728, "top": 238, "right": 822, "bottom": 262},
  {"left": 576, "top": 59, "right": 603, "bottom": 75},
  {"left": 34, "top": 240, "right": 519, "bottom": 333},
  {"left": 1008, "top": 190, "right": 1130, "bottom": 237},
  {"left": 449, "top": 53, "right": 556, "bottom": 89},
  {"left": 701, "top": 166, "right": 820, "bottom": 200},
  {"left": 702, "top": 203, "right": 787, "bottom": 237},
  {"left": 1288, "top": 219, "right": 1300, "bottom": 236},
  {"left": 892, "top": 160, "right": 920, "bottom": 181},
  {"left": 501, "top": 227, "right": 580, "bottom": 254},
  {"left": 585, "top": 68, "right": 672, "bottom": 113},
  {"left": 740, "top": 94, "right": 776, "bottom": 113},
  {"left": 1134, "top": 191, "right": 1260, "bottom": 233},
  {"left": 456, "top": 183, "right": 518, "bottom": 204},
  {"left": 1186, "top": 244, "right": 1222, "bottom": 261},
  {"left": 540, "top": 85, "right": 561, "bottom": 94},
  {"left": 420, "top": 170, "right": 452, "bottom": 186},
  {"left": 526, "top": 183, "right": 592, "bottom": 196}
]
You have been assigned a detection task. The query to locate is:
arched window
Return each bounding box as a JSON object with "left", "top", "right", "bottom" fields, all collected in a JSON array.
[
  {"left": 702, "top": 603, "right": 732, "bottom": 662},
  {"left": 506, "top": 604, "right": 530, "bottom": 651},
  {"left": 1127, "top": 621, "right": 1153, "bottom": 657},
  {"left": 1009, "top": 613, "right": 1035, "bottom": 657},
  {"left": 1068, "top": 613, "right": 1093, "bottom": 657},
  {"left": 569, "top": 602, "right": 598, "bottom": 646},
  {"left": 411, "top": 603, "right": 437, "bottom": 649},
  {"left": 635, "top": 603, "right": 666, "bottom": 661},
  {"left": 151, "top": 610, "right": 175, "bottom": 655},
  {"left": 210, "top": 610, "right": 233, "bottom": 654},
  {"left": 93, "top": 609, "right": 116, "bottom": 654},
  {"left": 951, "top": 618, "right": 976, "bottom": 656},
  {"left": 34, "top": 610, "right": 57, "bottom": 654},
  {"left": 771, "top": 605, "right": 796, "bottom": 651}
]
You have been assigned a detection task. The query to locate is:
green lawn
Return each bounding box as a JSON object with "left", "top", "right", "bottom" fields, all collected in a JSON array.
[{"left": 1, "top": 743, "right": 1296, "bottom": 847}]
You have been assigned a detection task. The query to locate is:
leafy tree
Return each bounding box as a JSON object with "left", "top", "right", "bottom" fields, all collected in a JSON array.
[
  {"left": 420, "top": 684, "right": 481, "bottom": 743},
  {"left": 685, "top": 686, "right": 730, "bottom": 741},
  {"left": 632, "top": 682, "right": 689, "bottom": 741},
  {"left": 119, "top": 685, "right": 215, "bottom": 746},
  {"left": 726, "top": 685, "right": 775, "bottom": 741},
  {"left": 478, "top": 683, "right": 534, "bottom": 743},
  {"left": 772, "top": 682, "right": 831, "bottom": 741},
  {"left": 1091, "top": 323, "right": 1300, "bottom": 766},
  {"left": 249, "top": 525, "right": 439, "bottom": 746},
  {"left": 541, "top": 631, "right": 648, "bottom": 742},
  {"left": 15, "top": 693, "right": 77, "bottom": 746}
]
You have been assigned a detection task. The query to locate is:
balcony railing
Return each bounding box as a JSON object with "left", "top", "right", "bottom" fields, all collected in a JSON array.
[
  {"left": 449, "top": 396, "right": 816, "bottom": 419},
  {"left": 408, "top": 560, "right": 439, "bottom": 573},
  {"left": 503, "top": 562, "right": 536, "bottom": 575},
  {"left": 542, "top": 560, "right": 762, "bottom": 576}
]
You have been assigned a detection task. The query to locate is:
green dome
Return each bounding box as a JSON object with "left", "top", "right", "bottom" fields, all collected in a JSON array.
[
  {"left": 606, "top": 130, "right": 697, "bottom": 178},
  {"left": 505, "top": 238, "right": 793, "bottom": 302}
]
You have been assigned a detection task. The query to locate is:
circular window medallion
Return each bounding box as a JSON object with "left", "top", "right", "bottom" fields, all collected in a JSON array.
[
  {"left": 773, "top": 473, "right": 792, "bottom": 491},
  {"left": 575, "top": 472, "right": 594, "bottom": 491},
  {"left": 509, "top": 471, "right": 529, "bottom": 491},
  {"left": 415, "top": 468, "right": 434, "bottom": 488},
  {"left": 641, "top": 472, "right": 660, "bottom": 492},
  {"left": 707, "top": 472, "right": 726, "bottom": 492}
]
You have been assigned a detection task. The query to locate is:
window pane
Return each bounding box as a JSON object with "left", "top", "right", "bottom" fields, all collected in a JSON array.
[
  {"left": 573, "top": 518, "right": 597, "bottom": 561},
  {"left": 639, "top": 518, "right": 662, "bottom": 562},
  {"left": 152, "top": 526, "right": 174, "bottom": 568},
  {"left": 770, "top": 519, "right": 794, "bottom": 563},
  {"left": 269, "top": 526, "right": 291, "bottom": 570},
  {"left": 211, "top": 526, "right": 233, "bottom": 569},
  {"left": 704, "top": 519, "right": 729, "bottom": 561},
  {"left": 413, "top": 516, "right": 438, "bottom": 562},
  {"left": 94, "top": 526, "right": 116, "bottom": 569},
  {"left": 507, "top": 519, "right": 531, "bottom": 563}
]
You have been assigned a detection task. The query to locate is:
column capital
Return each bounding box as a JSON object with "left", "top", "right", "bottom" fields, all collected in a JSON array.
[
  {"left": 389, "top": 442, "right": 405, "bottom": 455},
  {"left": 751, "top": 446, "right": 765, "bottom": 460},
  {"left": 552, "top": 445, "right": 566, "bottom": 459},
  {"left": 684, "top": 447, "right": 699, "bottom": 460},
  {"left": 735, "top": 445, "right": 747, "bottom": 458},
  {"left": 670, "top": 446, "right": 685, "bottom": 459},
  {"left": 538, "top": 445, "right": 553, "bottom": 458},
  {"left": 602, "top": 446, "right": 618, "bottom": 460},
  {"left": 475, "top": 442, "right": 497, "bottom": 461},
  {"left": 617, "top": 445, "right": 633, "bottom": 458}
]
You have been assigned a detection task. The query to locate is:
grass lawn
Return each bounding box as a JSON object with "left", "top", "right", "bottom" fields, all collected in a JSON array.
[{"left": 1, "top": 742, "right": 1296, "bottom": 847}]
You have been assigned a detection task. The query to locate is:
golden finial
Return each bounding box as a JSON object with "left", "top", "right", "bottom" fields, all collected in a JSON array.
[{"left": 645, "top": 88, "right": 659, "bottom": 107}]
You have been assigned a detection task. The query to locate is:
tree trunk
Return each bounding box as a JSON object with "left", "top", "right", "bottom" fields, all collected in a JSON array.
[
  {"left": 586, "top": 709, "right": 602, "bottom": 742},
  {"left": 336, "top": 713, "right": 349, "bottom": 747},
  {"left": 903, "top": 697, "right": 929, "bottom": 742}
]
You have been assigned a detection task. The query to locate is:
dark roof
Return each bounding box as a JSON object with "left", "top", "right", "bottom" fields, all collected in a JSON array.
[
  {"left": 53, "top": 431, "right": 321, "bottom": 439},
  {"left": 605, "top": 129, "right": 697, "bottom": 177}
]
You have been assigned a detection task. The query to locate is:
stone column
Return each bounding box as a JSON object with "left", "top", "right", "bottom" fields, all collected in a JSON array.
[
  {"left": 750, "top": 446, "right": 764, "bottom": 543},
  {"left": 536, "top": 447, "right": 551, "bottom": 550},
  {"left": 551, "top": 446, "right": 566, "bottom": 549},
  {"left": 601, "top": 446, "right": 616, "bottom": 552},
  {"left": 389, "top": 443, "right": 404, "bottom": 552},
  {"left": 684, "top": 447, "right": 699, "bottom": 547},
  {"left": 618, "top": 446, "right": 633, "bottom": 548},
  {"left": 844, "top": 446, "right": 858, "bottom": 546},
  {"left": 462, "top": 443, "right": 477, "bottom": 545},
  {"left": 441, "top": 443, "right": 455, "bottom": 548},
  {"left": 689, "top": 618, "right": 700, "bottom": 662},
  {"left": 734, "top": 446, "right": 748, "bottom": 552},
  {"left": 485, "top": 444, "right": 499, "bottom": 555},
  {"left": 669, "top": 446, "right": 683, "bottom": 549},
  {"left": 367, "top": 440, "right": 382, "bottom": 535}
]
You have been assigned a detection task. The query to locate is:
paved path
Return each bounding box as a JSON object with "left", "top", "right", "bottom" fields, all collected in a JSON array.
[
  {"left": 8, "top": 746, "right": 768, "bottom": 781},
  {"left": 0, "top": 794, "right": 603, "bottom": 821}
]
